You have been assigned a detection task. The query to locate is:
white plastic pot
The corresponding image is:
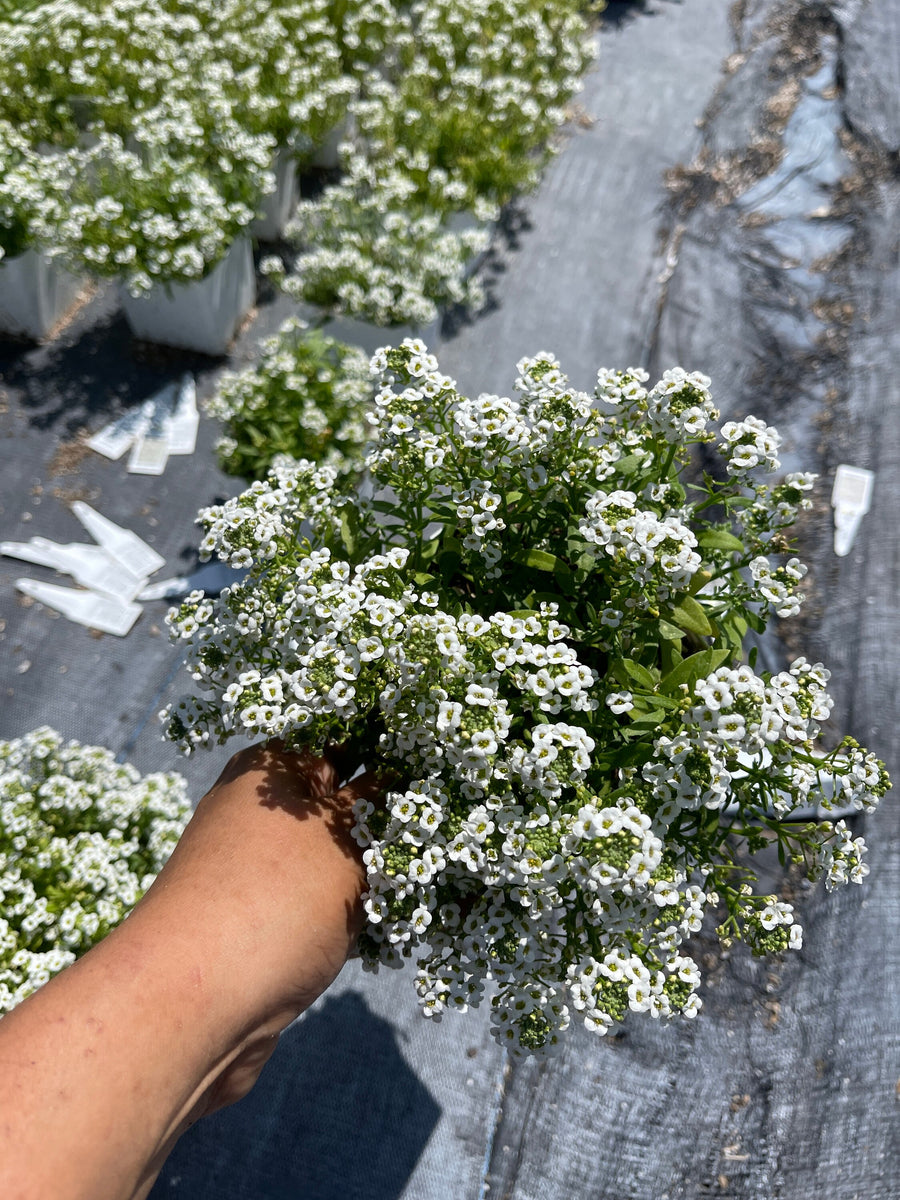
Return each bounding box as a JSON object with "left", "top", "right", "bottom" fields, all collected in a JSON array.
[
  {"left": 310, "top": 116, "right": 353, "bottom": 170},
  {"left": 120, "top": 238, "right": 255, "bottom": 355},
  {"left": 319, "top": 310, "right": 441, "bottom": 356},
  {"left": 250, "top": 150, "right": 299, "bottom": 242},
  {"left": 0, "top": 249, "right": 87, "bottom": 340}
]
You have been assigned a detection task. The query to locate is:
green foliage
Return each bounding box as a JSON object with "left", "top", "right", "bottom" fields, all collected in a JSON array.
[{"left": 206, "top": 317, "right": 373, "bottom": 480}]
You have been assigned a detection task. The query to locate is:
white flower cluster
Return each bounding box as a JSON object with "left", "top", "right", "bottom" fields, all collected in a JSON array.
[
  {"left": 205, "top": 316, "right": 373, "bottom": 479},
  {"left": 644, "top": 367, "right": 719, "bottom": 439},
  {"left": 266, "top": 159, "right": 489, "bottom": 325},
  {"left": 749, "top": 555, "right": 807, "bottom": 618},
  {"left": 644, "top": 659, "right": 837, "bottom": 818},
  {"left": 719, "top": 415, "right": 783, "bottom": 474},
  {"left": 579, "top": 489, "right": 701, "bottom": 594},
  {"left": 0, "top": 727, "right": 190, "bottom": 1015},
  {"left": 346, "top": 0, "right": 590, "bottom": 212},
  {"left": 164, "top": 344, "right": 890, "bottom": 1053},
  {"left": 815, "top": 820, "right": 869, "bottom": 890},
  {"left": 0, "top": 120, "right": 77, "bottom": 261}
]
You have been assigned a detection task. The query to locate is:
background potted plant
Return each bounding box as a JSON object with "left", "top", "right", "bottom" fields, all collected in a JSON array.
[
  {"left": 205, "top": 316, "right": 372, "bottom": 478},
  {"left": 349, "top": 0, "right": 591, "bottom": 215},
  {"left": 56, "top": 106, "right": 270, "bottom": 353},
  {"left": 263, "top": 159, "right": 488, "bottom": 352},
  {"left": 0, "top": 121, "right": 86, "bottom": 339},
  {"left": 0, "top": 726, "right": 190, "bottom": 1016}
]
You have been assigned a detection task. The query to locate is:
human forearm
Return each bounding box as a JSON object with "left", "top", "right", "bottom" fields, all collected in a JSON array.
[{"left": 0, "top": 744, "right": 372, "bottom": 1200}]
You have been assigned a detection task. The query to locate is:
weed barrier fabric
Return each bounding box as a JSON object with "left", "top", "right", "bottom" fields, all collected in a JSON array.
[{"left": 0, "top": 0, "right": 897, "bottom": 1196}]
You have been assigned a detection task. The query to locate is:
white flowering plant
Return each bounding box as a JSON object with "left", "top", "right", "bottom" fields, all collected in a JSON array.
[
  {"left": 172, "top": 0, "right": 356, "bottom": 152},
  {"left": 0, "top": 727, "right": 191, "bottom": 1016},
  {"left": 206, "top": 316, "right": 373, "bottom": 479},
  {"left": 164, "top": 344, "right": 890, "bottom": 1054},
  {"left": 56, "top": 121, "right": 270, "bottom": 294},
  {"left": 0, "top": 0, "right": 232, "bottom": 147},
  {"left": 0, "top": 0, "right": 351, "bottom": 282},
  {"left": 349, "top": 0, "right": 590, "bottom": 213},
  {"left": 0, "top": 120, "right": 76, "bottom": 261},
  {"left": 0, "top": 0, "right": 351, "bottom": 151},
  {"left": 264, "top": 159, "right": 488, "bottom": 326}
]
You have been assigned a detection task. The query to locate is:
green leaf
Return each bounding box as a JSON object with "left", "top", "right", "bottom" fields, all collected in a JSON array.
[
  {"left": 627, "top": 690, "right": 680, "bottom": 713},
  {"left": 698, "top": 529, "right": 745, "bottom": 553},
  {"left": 505, "top": 490, "right": 523, "bottom": 505},
  {"left": 439, "top": 549, "right": 462, "bottom": 575},
  {"left": 614, "top": 453, "right": 643, "bottom": 476},
  {"left": 438, "top": 537, "right": 464, "bottom": 575},
  {"left": 419, "top": 537, "right": 441, "bottom": 564},
  {"left": 594, "top": 742, "right": 657, "bottom": 771},
  {"left": 413, "top": 572, "right": 435, "bottom": 586},
  {"left": 667, "top": 595, "right": 714, "bottom": 638},
  {"left": 425, "top": 503, "right": 458, "bottom": 521},
  {"left": 513, "top": 549, "right": 562, "bottom": 572},
  {"left": 688, "top": 569, "right": 713, "bottom": 596},
  {"left": 661, "top": 639, "right": 682, "bottom": 677},
  {"left": 623, "top": 710, "right": 667, "bottom": 735},
  {"left": 657, "top": 619, "right": 684, "bottom": 641},
  {"left": 619, "top": 659, "right": 657, "bottom": 690},
  {"left": 659, "top": 648, "right": 732, "bottom": 695},
  {"left": 339, "top": 509, "right": 356, "bottom": 557},
  {"left": 513, "top": 549, "right": 576, "bottom": 596},
  {"left": 718, "top": 612, "right": 748, "bottom": 654}
]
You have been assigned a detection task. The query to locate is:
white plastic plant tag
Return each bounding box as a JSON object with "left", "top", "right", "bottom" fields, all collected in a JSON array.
[
  {"left": 2, "top": 539, "right": 68, "bottom": 570},
  {"left": 831, "top": 464, "right": 874, "bottom": 557},
  {"left": 165, "top": 374, "right": 199, "bottom": 455},
  {"left": 86, "top": 400, "right": 154, "bottom": 460},
  {"left": 128, "top": 382, "right": 178, "bottom": 475},
  {"left": 71, "top": 501, "right": 166, "bottom": 578},
  {"left": 32, "top": 537, "right": 146, "bottom": 601},
  {"left": 2, "top": 537, "right": 146, "bottom": 602},
  {"left": 127, "top": 433, "right": 170, "bottom": 475},
  {"left": 15, "top": 578, "right": 142, "bottom": 636}
]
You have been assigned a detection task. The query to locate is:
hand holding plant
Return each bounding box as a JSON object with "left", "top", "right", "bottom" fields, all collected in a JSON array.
[{"left": 165, "top": 343, "right": 889, "bottom": 1054}]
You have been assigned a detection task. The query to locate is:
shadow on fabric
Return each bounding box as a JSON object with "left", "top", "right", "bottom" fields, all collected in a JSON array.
[{"left": 149, "top": 991, "right": 441, "bottom": 1200}]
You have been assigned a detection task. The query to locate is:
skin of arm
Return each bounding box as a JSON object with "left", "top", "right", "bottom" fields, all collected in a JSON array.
[{"left": 0, "top": 742, "right": 378, "bottom": 1200}]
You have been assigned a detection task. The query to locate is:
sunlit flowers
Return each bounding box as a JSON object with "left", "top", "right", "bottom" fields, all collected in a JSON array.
[{"left": 164, "top": 346, "right": 889, "bottom": 1054}]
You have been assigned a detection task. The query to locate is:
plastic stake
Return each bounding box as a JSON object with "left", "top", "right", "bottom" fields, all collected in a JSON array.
[
  {"left": 831, "top": 464, "right": 874, "bottom": 557},
  {"left": 128, "top": 383, "right": 176, "bottom": 475},
  {"left": 15, "top": 578, "right": 142, "bottom": 636},
  {"left": 127, "top": 431, "right": 170, "bottom": 475},
  {"left": 166, "top": 374, "right": 199, "bottom": 455},
  {"left": 70, "top": 501, "right": 165, "bottom": 578},
  {"left": 1, "top": 537, "right": 146, "bottom": 602},
  {"left": 86, "top": 398, "right": 155, "bottom": 460}
]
